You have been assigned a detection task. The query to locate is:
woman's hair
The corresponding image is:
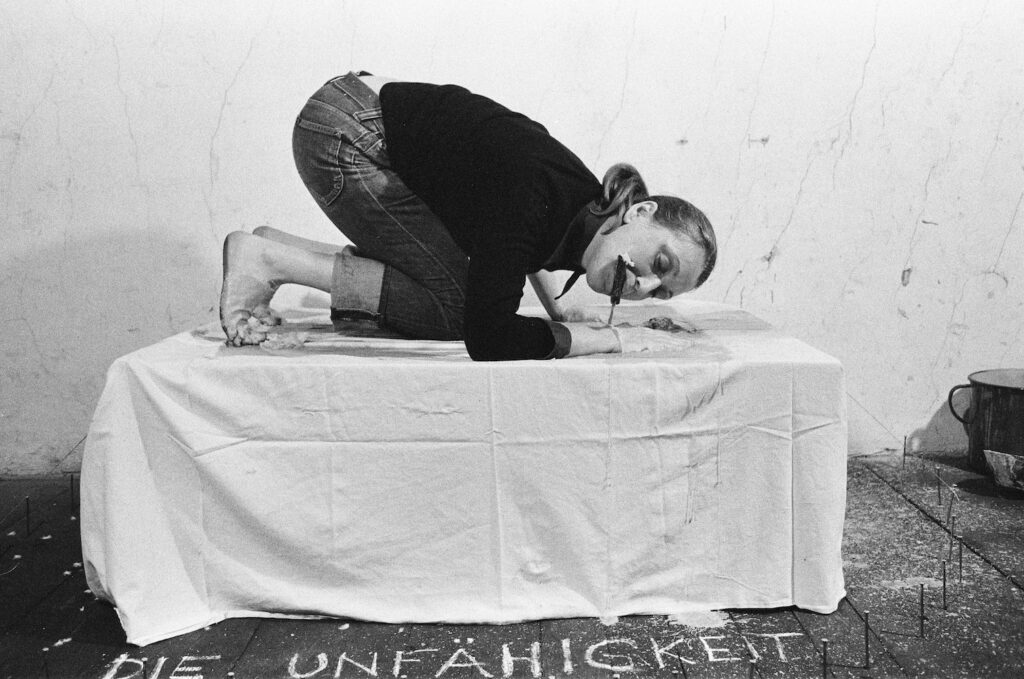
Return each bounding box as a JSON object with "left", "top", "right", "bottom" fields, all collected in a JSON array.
[{"left": 590, "top": 163, "right": 717, "bottom": 288}]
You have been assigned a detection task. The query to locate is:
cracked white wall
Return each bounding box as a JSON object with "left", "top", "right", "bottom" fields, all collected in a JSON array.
[{"left": 1, "top": 1, "right": 1021, "bottom": 474}]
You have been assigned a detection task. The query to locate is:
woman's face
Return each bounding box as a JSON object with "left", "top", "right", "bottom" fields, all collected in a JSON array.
[{"left": 581, "top": 201, "right": 705, "bottom": 301}]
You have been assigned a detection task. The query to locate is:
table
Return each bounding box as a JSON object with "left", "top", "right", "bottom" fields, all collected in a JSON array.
[{"left": 81, "top": 300, "right": 847, "bottom": 645}]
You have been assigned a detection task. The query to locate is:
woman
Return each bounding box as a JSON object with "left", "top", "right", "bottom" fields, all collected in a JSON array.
[{"left": 220, "top": 72, "right": 717, "bottom": 360}]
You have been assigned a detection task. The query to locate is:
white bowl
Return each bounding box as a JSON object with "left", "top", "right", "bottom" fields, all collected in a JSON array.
[{"left": 984, "top": 449, "right": 1024, "bottom": 491}]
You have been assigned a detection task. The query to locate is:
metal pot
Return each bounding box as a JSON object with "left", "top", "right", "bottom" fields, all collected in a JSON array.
[{"left": 948, "top": 369, "right": 1024, "bottom": 473}]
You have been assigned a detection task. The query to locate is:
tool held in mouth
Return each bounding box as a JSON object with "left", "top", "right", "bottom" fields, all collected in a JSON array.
[{"left": 607, "top": 255, "right": 628, "bottom": 325}]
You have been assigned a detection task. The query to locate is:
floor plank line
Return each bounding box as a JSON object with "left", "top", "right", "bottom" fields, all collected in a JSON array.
[
  {"left": 839, "top": 593, "right": 911, "bottom": 677},
  {"left": 223, "top": 617, "right": 264, "bottom": 676},
  {"left": 3, "top": 461, "right": 1024, "bottom": 678},
  {"left": 863, "top": 460, "right": 1024, "bottom": 592}
]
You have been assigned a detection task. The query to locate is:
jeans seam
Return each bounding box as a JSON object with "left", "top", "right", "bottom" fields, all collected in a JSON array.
[
  {"left": 304, "top": 96, "right": 356, "bottom": 122},
  {"left": 293, "top": 123, "right": 345, "bottom": 206},
  {"left": 377, "top": 265, "right": 462, "bottom": 338},
  {"left": 329, "top": 74, "right": 387, "bottom": 139},
  {"left": 295, "top": 116, "right": 343, "bottom": 138},
  {"left": 354, "top": 107, "right": 383, "bottom": 121},
  {"left": 329, "top": 77, "right": 374, "bottom": 111},
  {"left": 351, "top": 160, "right": 467, "bottom": 309},
  {"left": 301, "top": 100, "right": 381, "bottom": 155}
]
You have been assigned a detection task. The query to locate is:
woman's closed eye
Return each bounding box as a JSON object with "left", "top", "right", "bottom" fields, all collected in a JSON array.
[{"left": 653, "top": 254, "right": 670, "bottom": 276}]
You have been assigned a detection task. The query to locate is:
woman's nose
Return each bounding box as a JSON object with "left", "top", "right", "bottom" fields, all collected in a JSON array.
[{"left": 633, "top": 274, "right": 662, "bottom": 297}]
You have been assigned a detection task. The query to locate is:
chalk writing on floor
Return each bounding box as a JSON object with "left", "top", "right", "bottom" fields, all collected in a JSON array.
[
  {"left": 96, "top": 631, "right": 805, "bottom": 678},
  {"left": 100, "top": 654, "right": 221, "bottom": 679}
]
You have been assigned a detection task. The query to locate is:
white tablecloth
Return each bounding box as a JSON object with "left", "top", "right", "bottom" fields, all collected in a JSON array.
[{"left": 81, "top": 300, "right": 847, "bottom": 645}]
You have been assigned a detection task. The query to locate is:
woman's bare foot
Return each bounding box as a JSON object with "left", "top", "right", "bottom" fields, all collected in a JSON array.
[
  {"left": 220, "top": 231, "right": 283, "bottom": 346},
  {"left": 253, "top": 226, "right": 351, "bottom": 256}
]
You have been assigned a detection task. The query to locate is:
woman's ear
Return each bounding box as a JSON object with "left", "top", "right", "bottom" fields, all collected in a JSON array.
[{"left": 622, "top": 200, "right": 658, "bottom": 224}]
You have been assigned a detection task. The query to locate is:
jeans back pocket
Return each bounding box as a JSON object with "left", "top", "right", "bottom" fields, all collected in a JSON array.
[{"left": 292, "top": 117, "right": 346, "bottom": 207}]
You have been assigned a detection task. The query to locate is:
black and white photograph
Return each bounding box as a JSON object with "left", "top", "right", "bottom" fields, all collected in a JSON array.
[{"left": 1, "top": 2, "right": 1023, "bottom": 677}]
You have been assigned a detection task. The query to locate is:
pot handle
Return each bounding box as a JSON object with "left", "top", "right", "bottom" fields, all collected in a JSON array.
[{"left": 947, "top": 384, "right": 974, "bottom": 424}]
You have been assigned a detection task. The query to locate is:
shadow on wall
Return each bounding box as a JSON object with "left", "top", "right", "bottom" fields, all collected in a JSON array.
[
  {"left": 0, "top": 230, "right": 219, "bottom": 474},
  {"left": 909, "top": 389, "right": 970, "bottom": 462}
]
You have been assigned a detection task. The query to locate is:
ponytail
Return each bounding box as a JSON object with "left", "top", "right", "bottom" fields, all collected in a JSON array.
[
  {"left": 590, "top": 163, "right": 649, "bottom": 222},
  {"left": 593, "top": 162, "right": 718, "bottom": 288}
]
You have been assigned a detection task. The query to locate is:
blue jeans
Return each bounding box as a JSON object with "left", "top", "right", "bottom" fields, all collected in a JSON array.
[{"left": 291, "top": 72, "right": 468, "bottom": 340}]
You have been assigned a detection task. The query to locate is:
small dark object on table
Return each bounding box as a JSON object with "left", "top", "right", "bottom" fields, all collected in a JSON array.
[{"left": 644, "top": 316, "right": 696, "bottom": 333}]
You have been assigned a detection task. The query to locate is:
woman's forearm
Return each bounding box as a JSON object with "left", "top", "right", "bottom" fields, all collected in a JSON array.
[
  {"left": 562, "top": 322, "right": 685, "bottom": 357},
  {"left": 527, "top": 271, "right": 566, "bottom": 321},
  {"left": 564, "top": 322, "right": 620, "bottom": 357}
]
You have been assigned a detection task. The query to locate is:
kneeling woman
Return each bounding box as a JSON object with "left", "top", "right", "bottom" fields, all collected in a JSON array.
[{"left": 220, "top": 72, "right": 717, "bottom": 360}]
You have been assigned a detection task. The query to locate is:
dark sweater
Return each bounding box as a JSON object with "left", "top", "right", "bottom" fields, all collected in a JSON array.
[{"left": 379, "top": 82, "right": 601, "bottom": 361}]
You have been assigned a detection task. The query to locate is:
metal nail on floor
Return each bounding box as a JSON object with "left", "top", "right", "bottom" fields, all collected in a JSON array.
[{"left": 1, "top": 451, "right": 1023, "bottom": 678}]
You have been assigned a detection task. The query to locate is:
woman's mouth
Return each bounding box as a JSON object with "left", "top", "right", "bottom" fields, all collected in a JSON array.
[{"left": 607, "top": 256, "right": 637, "bottom": 296}]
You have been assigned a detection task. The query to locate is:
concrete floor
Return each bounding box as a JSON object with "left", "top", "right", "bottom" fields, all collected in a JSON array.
[{"left": 1, "top": 452, "right": 1023, "bottom": 678}]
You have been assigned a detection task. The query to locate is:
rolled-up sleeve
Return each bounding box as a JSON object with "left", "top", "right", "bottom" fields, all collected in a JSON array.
[{"left": 541, "top": 320, "right": 572, "bottom": 359}]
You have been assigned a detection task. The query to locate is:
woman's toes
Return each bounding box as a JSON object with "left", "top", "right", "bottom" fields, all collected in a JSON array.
[
  {"left": 220, "top": 231, "right": 280, "bottom": 343},
  {"left": 252, "top": 303, "right": 282, "bottom": 326},
  {"left": 226, "top": 314, "right": 272, "bottom": 346}
]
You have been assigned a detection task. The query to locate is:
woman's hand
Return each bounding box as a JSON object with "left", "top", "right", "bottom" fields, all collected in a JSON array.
[
  {"left": 610, "top": 325, "right": 688, "bottom": 353},
  {"left": 564, "top": 322, "right": 689, "bottom": 356}
]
